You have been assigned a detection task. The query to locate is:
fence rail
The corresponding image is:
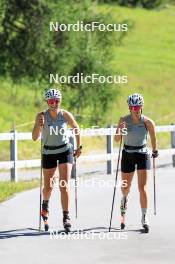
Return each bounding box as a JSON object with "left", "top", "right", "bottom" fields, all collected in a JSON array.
[
  {"left": 1, "top": 125, "right": 175, "bottom": 140},
  {"left": 0, "top": 125, "right": 175, "bottom": 182}
]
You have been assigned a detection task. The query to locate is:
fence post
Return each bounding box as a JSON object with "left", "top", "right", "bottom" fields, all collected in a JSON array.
[
  {"left": 10, "top": 128, "right": 18, "bottom": 182},
  {"left": 171, "top": 123, "right": 175, "bottom": 167},
  {"left": 70, "top": 132, "right": 76, "bottom": 178},
  {"left": 107, "top": 125, "right": 113, "bottom": 174}
]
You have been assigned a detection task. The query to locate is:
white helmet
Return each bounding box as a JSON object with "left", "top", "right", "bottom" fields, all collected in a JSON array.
[
  {"left": 127, "top": 93, "right": 144, "bottom": 106},
  {"left": 44, "top": 88, "right": 62, "bottom": 100}
]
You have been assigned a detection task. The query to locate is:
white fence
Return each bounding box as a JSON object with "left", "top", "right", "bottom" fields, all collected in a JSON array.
[{"left": 0, "top": 125, "right": 175, "bottom": 182}]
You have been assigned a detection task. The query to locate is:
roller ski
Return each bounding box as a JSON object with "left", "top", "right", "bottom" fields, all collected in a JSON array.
[
  {"left": 63, "top": 211, "right": 71, "bottom": 234},
  {"left": 41, "top": 201, "right": 49, "bottom": 231},
  {"left": 120, "top": 197, "right": 127, "bottom": 230},
  {"left": 141, "top": 217, "right": 149, "bottom": 233}
]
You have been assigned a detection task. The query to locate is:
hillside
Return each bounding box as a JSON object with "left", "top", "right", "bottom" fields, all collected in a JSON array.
[{"left": 100, "top": 4, "right": 175, "bottom": 124}]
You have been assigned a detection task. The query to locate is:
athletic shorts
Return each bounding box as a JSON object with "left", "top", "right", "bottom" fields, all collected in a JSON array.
[
  {"left": 121, "top": 149, "right": 151, "bottom": 173},
  {"left": 42, "top": 149, "right": 73, "bottom": 169}
]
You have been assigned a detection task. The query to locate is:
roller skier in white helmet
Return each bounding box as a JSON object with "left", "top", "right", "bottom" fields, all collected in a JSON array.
[
  {"left": 32, "top": 88, "right": 82, "bottom": 232},
  {"left": 115, "top": 93, "right": 158, "bottom": 233}
]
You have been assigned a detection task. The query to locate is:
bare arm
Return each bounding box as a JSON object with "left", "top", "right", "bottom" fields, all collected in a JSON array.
[
  {"left": 63, "top": 110, "right": 81, "bottom": 157},
  {"left": 32, "top": 112, "right": 44, "bottom": 141},
  {"left": 145, "top": 118, "right": 157, "bottom": 152},
  {"left": 115, "top": 117, "right": 126, "bottom": 142}
]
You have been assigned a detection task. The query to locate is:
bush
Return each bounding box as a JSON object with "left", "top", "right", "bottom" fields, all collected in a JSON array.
[{"left": 98, "top": 0, "right": 163, "bottom": 9}]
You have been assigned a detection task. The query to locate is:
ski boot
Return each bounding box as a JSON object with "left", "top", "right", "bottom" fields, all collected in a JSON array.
[
  {"left": 120, "top": 197, "right": 128, "bottom": 230},
  {"left": 41, "top": 200, "right": 49, "bottom": 231},
  {"left": 63, "top": 211, "right": 71, "bottom": 234},
  {"left": 141, "top": 216, "right": 149, "bottom": 233}
]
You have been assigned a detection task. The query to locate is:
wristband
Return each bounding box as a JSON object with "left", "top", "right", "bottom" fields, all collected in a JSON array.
[{"left": 77, "top": 145, "right": 82, "bottom": 150}]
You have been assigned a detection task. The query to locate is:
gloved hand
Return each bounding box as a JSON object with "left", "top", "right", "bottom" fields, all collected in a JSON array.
[{"left": 152, "top": 150, "right": 159, "bottom": 158}]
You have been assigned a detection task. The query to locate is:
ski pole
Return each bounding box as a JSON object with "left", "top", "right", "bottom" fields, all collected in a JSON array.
[
  {"left": 39, "top": 135, "right": 43, "bottom": 231},
  {"left": 109, "top": 136, "right": 122, "bottom": 232},
  {"left": 74, "top": 155, "right": 78, "bottom": 219},
  {"left": 74, "top": 145, "right": 82, "bottom": 219},
  {"left": 153, "top": 157, "right": 156, "bottom": 215},
  {"left": 39, "top": 112, "right": 44, "bottom": 231}
]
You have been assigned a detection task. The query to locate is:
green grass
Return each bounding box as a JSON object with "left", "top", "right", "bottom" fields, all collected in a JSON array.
[
  {"left": 0, "top": 4, "right": 175, "bottom": 159},
  {"left": 0, "top": 180, "right": 39, "bottom": 203},
  {"left": 102, "top": 4, "right": 175, "bottom": 124}
]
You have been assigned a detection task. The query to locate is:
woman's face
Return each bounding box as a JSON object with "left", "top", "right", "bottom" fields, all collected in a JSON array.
[
  {"left": 129, "top": 105, "right": 142, "bottom": 116},
  {"left": 47, "top": 98, "right": 61, "bottom": 110}
]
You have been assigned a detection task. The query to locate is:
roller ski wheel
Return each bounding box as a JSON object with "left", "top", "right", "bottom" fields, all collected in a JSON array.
[
  {"left": 44, "top": 223, "right": 49, "bottom": 232},
  {"left": 141, "top": 217, "right": 149, "bottom": 233},
  {"left": 143, "top": 224, "right": 149, "bottom": 233},
  {"left": 121, "top": 218, "right": 125, "bottom": 230},
  {"left": 41, "top": 210, "right": 49, "bottom": 231},
  {"left": 44, "top": 221, "right": 49, "bottom": 232},
  {"left": 63, "top": 212, "right": 71, "bottom": 234},
  {"left": 64, "top": 226, "right": 71, "bottom": 234},
  {"left": 121, "top": 223, "right": 125, "bottom": 230}
]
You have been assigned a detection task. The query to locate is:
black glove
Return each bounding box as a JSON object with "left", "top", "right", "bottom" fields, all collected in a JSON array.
[{"left": 152, "top": 150, "right": 159, "bottom": 158}]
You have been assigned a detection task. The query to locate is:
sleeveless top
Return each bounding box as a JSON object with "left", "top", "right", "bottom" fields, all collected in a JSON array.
[
  {"left": 42, "top": 109, "right": 71, "bottom": 155},
  {"left": 123, "top": 115, "right": 148, "bottom": 153}
]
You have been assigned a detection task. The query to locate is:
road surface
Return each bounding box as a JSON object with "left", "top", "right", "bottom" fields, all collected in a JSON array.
[{"left": 0, "top": 166, "right": 175, "bottom": 264}]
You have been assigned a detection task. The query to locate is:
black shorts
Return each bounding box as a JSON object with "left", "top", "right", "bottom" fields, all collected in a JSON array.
[
  {"left": 121, "top": 149, "right": 151, "bottom": 173},
  {"left": 42, "top": 149, "right": 73, "bottom": 169}
]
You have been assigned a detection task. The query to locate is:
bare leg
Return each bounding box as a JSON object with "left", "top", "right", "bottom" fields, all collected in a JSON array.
[
  {"left": 121, "top": 171, "right": 135, "bottom": 197},
  {"left": 43, "top": 167, "right": 57, "bottom": 200},
  {"left": 58, "top": 163, "right": 72, "bottom": 211},
  {"left": 137, "top": 169, "right": 148, "bottom": 209},
  {"left": 137, "top": 169, "right": 149, "bottom": 229},
  {"left": 41, "top": 167, "right": 56, "bottom": 230},
  {"left": 120, "top": 171, "right": 135, "bottom": 228}
]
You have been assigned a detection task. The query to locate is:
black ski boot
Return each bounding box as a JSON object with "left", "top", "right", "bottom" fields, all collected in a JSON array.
[
  {"left": 63, "top": 211, "right": 71, "bottom": 234},
  {"left": 141, "top": 217, "right": 149, "bottom": 233},
  {"left": 41, "top": 200, "right": 49, "bottom": 231},
  {"left": 120, "top": 197, "right": 128, "bottom": 230}
]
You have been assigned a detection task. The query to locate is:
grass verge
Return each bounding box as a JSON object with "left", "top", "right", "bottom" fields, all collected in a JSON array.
[{"left": 0, "top": 179, "right": 39, "bottom": 203}]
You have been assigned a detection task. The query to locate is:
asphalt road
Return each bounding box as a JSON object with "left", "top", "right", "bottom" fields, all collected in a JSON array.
[{"left": 0, "top": 166, "right": 175, "bottom": 264}]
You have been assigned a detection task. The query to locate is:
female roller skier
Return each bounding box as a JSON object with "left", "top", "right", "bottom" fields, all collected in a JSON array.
[
  {"left": 32, "top": 88, "right": 82, "bottom": 231},
  {"left": 115, "top": 93, "right": 158, "bottom": 233}
]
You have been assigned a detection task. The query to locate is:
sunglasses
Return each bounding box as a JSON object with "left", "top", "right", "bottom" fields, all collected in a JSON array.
[
  {"left": 129, "top": 106, "right": 142, "bottom": 112},
  {"left": 47, "top": 98, "right": 60, "bottom": 105}
]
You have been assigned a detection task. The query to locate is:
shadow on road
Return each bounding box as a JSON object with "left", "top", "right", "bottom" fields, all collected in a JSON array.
[
  {"left": 0, "top": 226, "right": 143, "bottom": 239},
  {"left": 0, "top": 228, "right": 50, "bottom": 239}
]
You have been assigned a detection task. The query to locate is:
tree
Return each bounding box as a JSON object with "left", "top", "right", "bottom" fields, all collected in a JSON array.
[{"left": 0, "top": 0, "right": 127, "bottom": 125}]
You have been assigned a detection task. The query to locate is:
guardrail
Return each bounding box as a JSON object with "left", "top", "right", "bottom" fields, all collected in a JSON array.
[{"left": 0, "top": 125, "right": 175, "bottom": 182}]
